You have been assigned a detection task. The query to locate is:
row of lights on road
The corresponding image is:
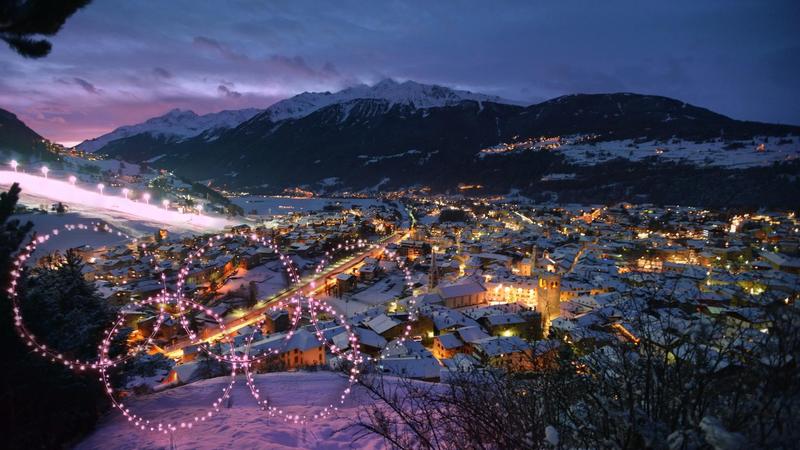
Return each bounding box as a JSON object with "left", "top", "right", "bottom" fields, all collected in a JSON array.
[{"left": 9, "top": 160, "right": 202, "bottom": 214}]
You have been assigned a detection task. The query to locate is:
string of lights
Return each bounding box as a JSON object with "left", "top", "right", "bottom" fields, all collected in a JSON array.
[{"left": 8, "top": 220, "right": 420, "bottom": 433}]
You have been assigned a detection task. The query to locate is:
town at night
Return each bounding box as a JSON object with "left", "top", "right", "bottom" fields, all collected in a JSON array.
[{"left": 1, "top": 1, "right": 798, "bottom": 449}]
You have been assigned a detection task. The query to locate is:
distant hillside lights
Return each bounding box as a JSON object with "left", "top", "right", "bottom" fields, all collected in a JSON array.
[{"left": 478, "top": 134, "right": 600, "bottom": 157}]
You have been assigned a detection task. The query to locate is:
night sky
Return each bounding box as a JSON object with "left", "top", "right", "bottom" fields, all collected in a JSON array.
[{"left": 1, "top": 0, "right": 798, "bottom": 146}]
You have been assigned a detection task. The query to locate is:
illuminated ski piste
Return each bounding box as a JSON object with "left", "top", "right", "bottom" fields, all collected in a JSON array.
[{"left": 0, "top": 170, "right": 238, "bottom": 233}]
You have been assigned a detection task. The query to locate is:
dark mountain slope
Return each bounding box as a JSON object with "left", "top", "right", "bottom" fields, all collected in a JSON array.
[
  {"left": 511, "top": 93, "right": 792, "bottom": 141},
  {"left": 0, "top": 108, "right": 54, "bottom": 161}
]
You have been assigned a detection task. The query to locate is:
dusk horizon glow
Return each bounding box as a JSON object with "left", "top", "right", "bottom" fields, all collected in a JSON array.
[{"left": 1, "top": 0, "right": 798, "bottom": 146}]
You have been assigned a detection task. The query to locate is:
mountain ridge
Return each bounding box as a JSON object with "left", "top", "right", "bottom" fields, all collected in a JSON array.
[
  {"left": 78, "top": 107, "right": 261, "bottom": 153},
  {"left": 77, "top": 79, "right": 519, "bottom": 152},
  {"left": 0, "top": 108, "right": 59, "bottom": 162}
]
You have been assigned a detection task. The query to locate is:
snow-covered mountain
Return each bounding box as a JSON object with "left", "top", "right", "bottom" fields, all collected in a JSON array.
[
  {"left": 78, "top": 79, "right": 521, "bottom": 153},
  {"left": 262, "top": 78, "right": 521, "bottom": 122},
  {"left": 78, "top": 108, "right": 260, "bottom": 152}
]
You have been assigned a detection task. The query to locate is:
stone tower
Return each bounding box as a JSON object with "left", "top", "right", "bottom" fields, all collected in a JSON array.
[
  {"left": 535, "top": 270, "right": 561, "bottom": 335},
  {"left": 428, "top": 248, "right": 439, "bottom": 290}
]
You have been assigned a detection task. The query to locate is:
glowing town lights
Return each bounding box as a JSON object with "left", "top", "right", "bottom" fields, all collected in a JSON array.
[
  {"left": 121, "top": 187, "right": 129, "bottom": 199},
  {"left": 196, "top": 204, "right": 203, "bottom": 215},
  {"left": 41, "top": 166, "right": 49, "bottom": 178},
  {"left": 142, "top": 192, "right": 151, "bottom": 204},
  {"left": 10, "top": 160, "right": 18, "bottom": 172},
  {"left": 68, "top": 175, "right": 77, "bottom": 185},
  {"left": 97, "top": 183, "right": 105, "bottom": 195},
  {"left": 162, "top": 199, "right": 169, "bottom": 210}
]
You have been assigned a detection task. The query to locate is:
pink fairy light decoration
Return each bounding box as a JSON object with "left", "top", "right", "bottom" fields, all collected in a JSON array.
[{"left": 6, "top": 221, "right": 418, "bottom": 433}]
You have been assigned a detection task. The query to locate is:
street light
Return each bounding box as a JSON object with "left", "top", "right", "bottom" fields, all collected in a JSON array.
[
  {"left": 142, "top": 192, "right": 150, "bottom": 204},
  {"left": 97, "top": 183, "right": 105, "bottom": 195},
  {"left": 41, "top": 166, "right": 49, "bottom": 178},
  {"left": 10, "top": 160, "right": 18, "bottom": 172},
  {"left": 122, "top": 188, "right": 129, "bottom": 199},
  {"left": 68, "top": 175, "right": 77, "bottom": 185}
]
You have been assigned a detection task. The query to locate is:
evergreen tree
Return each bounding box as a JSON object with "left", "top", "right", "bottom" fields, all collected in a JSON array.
[
  {"left": 23, "top": 249, "right": 115, "bottom": 360},
  {"left": 196, "top": 342, "right": 226, "bottom": 379},
  {"left": 0, "top": 184, "right": 110, "bottom": 449},
  {"left": 0, "top": 0, "right": 92, "bottom": 58}
]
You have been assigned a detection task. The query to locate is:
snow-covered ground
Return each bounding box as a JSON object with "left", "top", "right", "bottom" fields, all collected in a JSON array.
[
  {"left": 62, "top": 155, "right": 142, "bottom": 176},
  {"left": 217, "top": 263, "right": 288, "bottom": 298},
  {"left": 76, "top": 372, "right": 385, "bottom": 450},
  {"left": 13, "top": 212, "right": 131, "bottom": 254},
  {"left": 323, "top": 296, "right": 374, "bottom": 318},
  {"left": 418, "top": 214, "right": 439, "bottom": 226},
  {"left": 555, "top": 136, "right": 799, "bottom": 168},
  {"left": 1, "top": 170, "right": 239, "bottom": 234},
  {"left": 323, "top": 275, "right": 406, "bottom": 318},
  {"left": 351, "top": 277, "right": 406, "bottom": 306},
  {"left": 478, "top": 135, "right": 799, "bottom": 168}
]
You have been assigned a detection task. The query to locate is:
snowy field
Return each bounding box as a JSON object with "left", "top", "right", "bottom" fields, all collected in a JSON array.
[
  {"left": 62, "top": 155, "right": 142, "bottom": 177},
  {"left": 351, "top": 277, "right": 406, "bottom": 306},
  {"left": 76, "top": 372, "right": 385, "bottom": 450},
  {"left": 322, "top": 275, "right": 405, "bottom": 318},
  {"left": 322, "top": 294, "right": 375, "bottom": 318},
  {"left": 217, "top": 263, "right": 288, "bottom": 298},
  {"left": 13, "top": 212, "right": 132, "bottom": 255},
  {"left": 232, "top": 196, "right": 381, "bottom": 216},
  {"left": 553, "top": 136, "right": 800, "bottom": 168}
]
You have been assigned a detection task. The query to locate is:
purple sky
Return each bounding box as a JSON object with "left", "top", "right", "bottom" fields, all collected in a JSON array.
[{"left": 1, "top": 0, "right": 798, "bottom": 146}]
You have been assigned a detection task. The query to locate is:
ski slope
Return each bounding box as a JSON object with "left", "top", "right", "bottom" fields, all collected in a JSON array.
[{"left": 0, "top": 170, "right": 238, "bottom": 234}]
